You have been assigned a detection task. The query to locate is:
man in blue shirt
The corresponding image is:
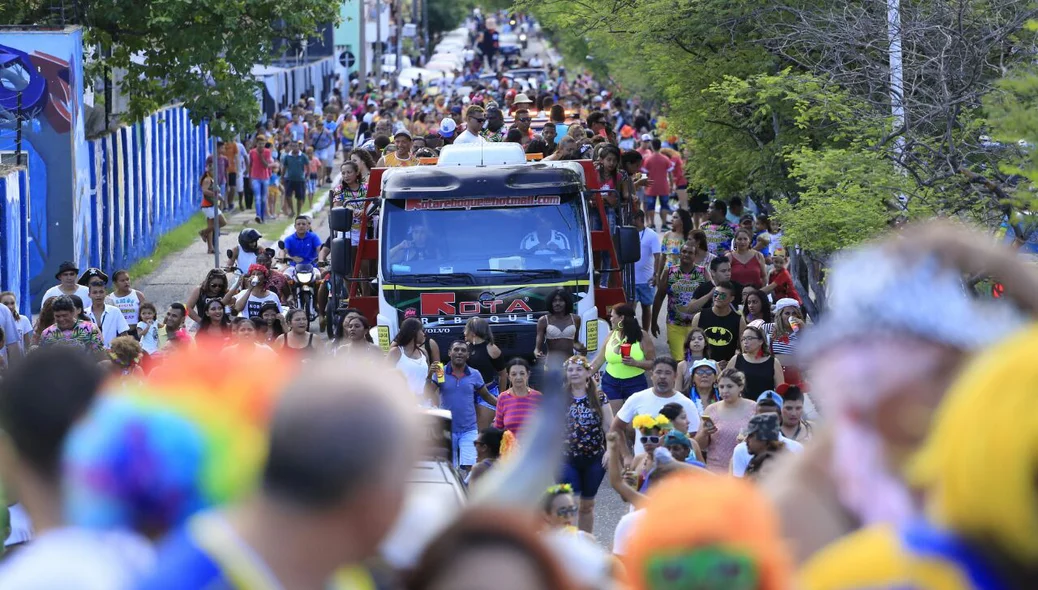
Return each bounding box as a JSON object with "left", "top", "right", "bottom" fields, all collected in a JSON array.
[
  {"left": 434, "top": 340, "right": 497, "bottom": 472},
  {"left": 282, "top": 216, "right": 323, "bottom": 267}
]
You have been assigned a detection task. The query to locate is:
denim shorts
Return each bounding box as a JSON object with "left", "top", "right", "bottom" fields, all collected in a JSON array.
[
  {"left": 634, "top": 283, "right": 654, "bottom": 305},
  {"left": 476, "top": 381, "right": 499, "bottom": 410},
  {"left": 601, "top": 372, "right": 649, "bottom": 401},
  {"left": 644, "top": 195, "right": 672, "bottom": 213},
  {"left": 560, "top": 452, "right": 606, "bottom": 499}
]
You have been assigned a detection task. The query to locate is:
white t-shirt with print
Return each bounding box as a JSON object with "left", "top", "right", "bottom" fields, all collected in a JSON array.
[
  {"left": 239, "top": 291, "right": 283, "bottom": 319},
  {"left": 616, "top": 388, "right": 702, "bottom": 456}
]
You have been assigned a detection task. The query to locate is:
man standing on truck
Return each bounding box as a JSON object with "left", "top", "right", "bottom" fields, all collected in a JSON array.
[
  {"left": 376, "top": 130, "right": 417, "bottom": 167},
  {"left": 434, "top": 340, "right": 498, "bottom": 473}
]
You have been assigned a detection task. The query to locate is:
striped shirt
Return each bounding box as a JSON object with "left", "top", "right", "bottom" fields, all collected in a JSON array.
[
  {"left": 763, "top": 322, "right": 800, "bottom": 356},
  {"left": 493, "top": 389, "right": 543, "bottom": 434}
]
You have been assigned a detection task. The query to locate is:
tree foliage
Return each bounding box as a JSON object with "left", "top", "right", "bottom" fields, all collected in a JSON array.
[
  {"left": 1, "top": 0, "right": 341, "bottom": 136},
  {"left": 524, "top": 0, "right": 1038, "bottom": 313}
]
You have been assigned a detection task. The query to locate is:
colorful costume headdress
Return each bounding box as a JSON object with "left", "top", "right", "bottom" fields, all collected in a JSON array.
[{"left": 63, "top": 341, "right": 295, "bottom": 534}]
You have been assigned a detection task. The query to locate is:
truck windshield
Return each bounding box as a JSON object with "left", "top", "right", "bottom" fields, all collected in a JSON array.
[{"left": 382, "top": 194, "right": 589, "bottom": 285}]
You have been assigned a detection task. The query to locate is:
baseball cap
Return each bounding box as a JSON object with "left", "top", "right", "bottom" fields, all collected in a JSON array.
[
  {"left": 620, "top": 125, "right": 634, "bottom": 139},
  {"left": 745, "top": 413, "right": 780, "bottom": 442},
  {"left": 690, "top": 358, "right": 719, "bottom": 374},
  {"left": 662, "top": 431, "right": 692, "bottom": 449},
  {"left": 756, "top": 390, "right": 783, "bottom": 407},
  {"left": 640, "top": 133, "right": 653, "bottom": 142},
  {"left": 450, "top": 105, "right": 463, "bottom": 115},
  {"left": 438, "top": 118, "right": 457, "bottom": 137},
  {"left": 393, "top": 129, "right": 412, "bottom": 140}
]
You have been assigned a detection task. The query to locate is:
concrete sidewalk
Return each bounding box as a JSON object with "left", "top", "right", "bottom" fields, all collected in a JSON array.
[{"left": 136, "top": 185, "right": 334, "bottom": 315}]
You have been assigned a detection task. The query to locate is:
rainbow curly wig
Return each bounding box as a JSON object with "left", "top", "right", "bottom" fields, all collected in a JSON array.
[
  {"left": 62, "top": 341, "right": 296, "bottom": 535},
  {"left": 907, "top": 323, "right": 1038, "bottom": 564},
  {"left": 626, "top": 472, "right": 791, "bottom": 590}
]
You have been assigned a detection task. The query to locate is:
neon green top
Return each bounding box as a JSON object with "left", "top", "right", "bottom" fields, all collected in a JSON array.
[{"left": 604, "top": 329, "right": 646, "bottom": 379}]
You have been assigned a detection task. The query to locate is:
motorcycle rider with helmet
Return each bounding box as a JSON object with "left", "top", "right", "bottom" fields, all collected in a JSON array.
[{"left": 228, "top": 228, "right": 263, "bottom": 275}]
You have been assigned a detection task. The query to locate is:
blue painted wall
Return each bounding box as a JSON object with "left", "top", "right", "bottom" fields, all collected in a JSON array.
[
  {"left": 0, "top": 27, "right": 208, "bottom": 311},
  {"left": 0, "top": 168, "right": 32, "bottom": 316}
]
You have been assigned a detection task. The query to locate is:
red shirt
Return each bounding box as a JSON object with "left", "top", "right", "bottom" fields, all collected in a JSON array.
[
  {"left": 769, "top": 268, "right": 802, "bottom": 304},
  {"left": 670, "top": 155, "right": 687, "bottom": 186},
  {"left": 249, "top": 148, "right": 272, "bottom": 181},
  {"left": 642, "top": 151, "right": 674, "bottom": 197}
]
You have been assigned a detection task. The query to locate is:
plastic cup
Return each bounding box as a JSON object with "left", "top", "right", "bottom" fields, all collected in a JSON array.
[{"left": 620, "top": 343, "right": 632, "bottom": 359}]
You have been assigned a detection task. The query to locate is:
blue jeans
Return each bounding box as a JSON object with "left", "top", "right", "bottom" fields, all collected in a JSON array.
[
  {"left": 560, "top": 452, "right": 606, "bottom": 499},
  {"left": 251, "top": 178, "right": 269, "bottom": 219}
]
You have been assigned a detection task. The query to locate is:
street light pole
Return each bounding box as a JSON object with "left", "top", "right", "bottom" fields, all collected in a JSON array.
[{"left": 210, "top": 128, "right": 221, "bottom": 269}]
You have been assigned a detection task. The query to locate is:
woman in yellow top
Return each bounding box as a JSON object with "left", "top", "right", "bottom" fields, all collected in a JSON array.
[
  {"left": 591, "top": 303, "right": 656, "bottom": 414},
  {"left": 800, "top": 324, "right": 1038, "bottom": 590}
]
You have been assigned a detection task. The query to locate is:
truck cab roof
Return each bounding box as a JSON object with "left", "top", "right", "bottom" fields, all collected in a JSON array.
[{"left": 381, "top": 162, "right": 584, "bottom": 199}]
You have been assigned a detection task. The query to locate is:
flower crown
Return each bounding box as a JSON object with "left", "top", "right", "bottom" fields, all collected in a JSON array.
[
  {"left": 546, "top": 483, "right": 573, "bottom": 495},
  {"left": 631, "top": 414, "right": 671, "bottom": 433},
  {"left": 563, "top": 355, "right": 592, "bottom": 370},
  {"left": 108, "top": 350, "right": 143, "bottom": 368}
]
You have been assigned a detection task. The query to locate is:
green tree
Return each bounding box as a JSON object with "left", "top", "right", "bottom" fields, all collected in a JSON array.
[{"left": 1, "top": 0, "right": 340, "bottom": 136}]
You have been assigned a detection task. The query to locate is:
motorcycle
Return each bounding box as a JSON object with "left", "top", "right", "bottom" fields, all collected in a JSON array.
[{"left": 278, "top": 240, "right": 320, "bottom": 325}]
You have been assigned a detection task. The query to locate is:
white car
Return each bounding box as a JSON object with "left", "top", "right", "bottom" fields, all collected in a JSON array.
[
  {"left": 396, "top": 67, "right": 443, "bottom": 88},
  {"left": 424, "top": 62, "right": 459, "bottom": 80},
  {"left": 381, "top": 54, "right": 413, "bottom": 75}
]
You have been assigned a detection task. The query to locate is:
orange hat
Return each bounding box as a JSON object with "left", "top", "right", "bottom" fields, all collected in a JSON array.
[
  {"left": 620, "top": 125, "right": 635, "bottom": 139},
  {"left": 626, "top": 473, "right": 792, "bottom": 590}
]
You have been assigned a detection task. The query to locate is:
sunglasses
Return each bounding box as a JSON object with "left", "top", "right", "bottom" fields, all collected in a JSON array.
[
  {"left": 555, "top": 505, "right": 579, "bottom": 517},
  {"left": 89, "top": 281, "right": 106, "bottom": 288},
  {"left": 713, "top": 291, "right": 730, "bottom": 299},
  {"left": 472, "top": 440, "right": 486, "bottom": 447},
  {"left": 693, "top": 368, "right": 716, "bottom": 376},
  {"left": 470, "top": 116, "right": 485, "bottom": 122},
  {"left": 640, "top": 435, "right": 661, "bottom": 445},
  {"left": 518, "top": 117, "right": 532, "bottom": 123}
]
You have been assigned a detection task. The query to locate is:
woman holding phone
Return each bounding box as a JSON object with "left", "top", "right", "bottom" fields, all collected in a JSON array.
[
  {"left": 591, "top": 304, "right": 655, "bottom": 413},
  {"left": 694, "top": 368, "right": 756, "bottom": 473}
]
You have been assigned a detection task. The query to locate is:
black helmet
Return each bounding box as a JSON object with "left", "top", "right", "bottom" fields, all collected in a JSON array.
[{"left": 238, "top": 228, "right": 262, "bottom": 252}]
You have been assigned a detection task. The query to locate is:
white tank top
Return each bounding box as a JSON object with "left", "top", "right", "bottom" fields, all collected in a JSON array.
[
  {"left": 395, "top": 349, "right": 430, "bottom": 402},
  {"left": 237, "top": 249, "right": 258, "bottom": 275},
  {"left": 110, "top": 291, "right": 141, "bottom": 325}
]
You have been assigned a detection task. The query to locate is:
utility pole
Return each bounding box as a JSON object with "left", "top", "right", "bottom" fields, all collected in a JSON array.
[
  {"left": 359, "top": 0, "right": 368, "bottom": 83},
  {"left": 375, "top": 0, "right": 383, "bottom": 79}
]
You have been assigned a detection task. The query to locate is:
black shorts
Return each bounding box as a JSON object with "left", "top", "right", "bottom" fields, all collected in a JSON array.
[
  {"left": 286, "top": 180, "right": 307, "bottom": 201},
  {"left": 689, "top": 190, "right": 710, "bottom": 213},
  {"left": 228, "top": 172, "right": 237, "bottom": 186}
]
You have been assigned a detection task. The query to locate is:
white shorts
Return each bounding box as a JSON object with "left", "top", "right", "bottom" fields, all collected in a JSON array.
[
  {"left": 452, "top": 429, "right": 478, "bottom": 468},
  {"left": 202, "top": 206, "right": 216, "bottom": 219},
  {"left": 317, "top": 145, "right": 335, "bottom": 166}
]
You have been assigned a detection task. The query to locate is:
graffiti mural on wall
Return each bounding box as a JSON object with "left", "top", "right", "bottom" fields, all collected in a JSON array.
[{"left": 0, "top": 27, "right": 87, "bottom": 306}]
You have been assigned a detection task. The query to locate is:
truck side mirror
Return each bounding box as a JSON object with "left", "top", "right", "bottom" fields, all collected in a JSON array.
[
  {"left": 329, "top": 207, "right": 354, "bottom": 233},
  {"left": 615, "top": 226, "right": 640, "bottom": 265},
  {"left": 331, "top": 237, "right": 352, "bottom": 277}
]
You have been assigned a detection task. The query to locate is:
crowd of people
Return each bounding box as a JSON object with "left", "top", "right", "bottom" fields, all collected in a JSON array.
[{"left": 0, "top": 7, "right": 1035, "bottom": 590}]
